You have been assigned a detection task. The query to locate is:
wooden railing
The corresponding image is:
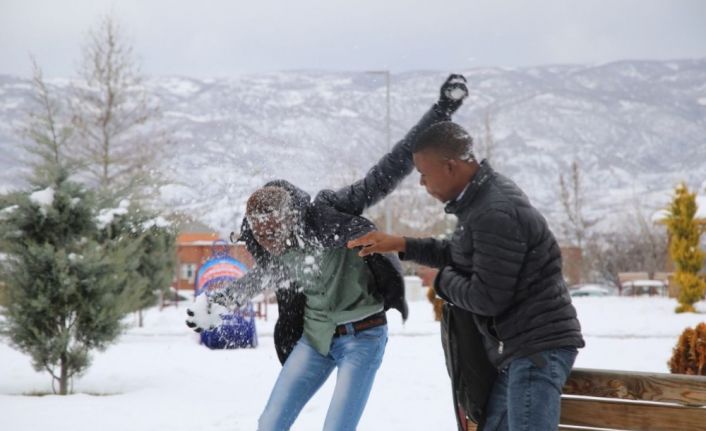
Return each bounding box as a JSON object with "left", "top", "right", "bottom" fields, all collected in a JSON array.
[{"left": 468, "top": 367, "right": 706, "bottom": 431}]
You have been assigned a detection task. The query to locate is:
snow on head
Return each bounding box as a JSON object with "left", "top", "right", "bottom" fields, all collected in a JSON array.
[
  {"left": 29, "top": 187, "right": 55, "bottom": 216},
  {"left": 456, "top": 130, "right": 476, "bottom": 162}
]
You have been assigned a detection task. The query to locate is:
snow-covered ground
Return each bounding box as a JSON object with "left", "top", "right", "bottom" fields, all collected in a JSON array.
[{"left": 3, "top": 292, "right": 706, "bottom": 431}]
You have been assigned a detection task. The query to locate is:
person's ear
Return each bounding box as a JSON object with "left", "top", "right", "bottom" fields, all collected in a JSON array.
[{"left": 446, "top": 158, "right": 458, "bottom": 174}]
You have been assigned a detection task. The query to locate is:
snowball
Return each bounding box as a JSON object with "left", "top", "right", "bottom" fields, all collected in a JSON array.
[
  {"left": 447, "top": 87, "right": 467, "bottom": 101},
  {"left": 188, "top": 294, "right": 227, "bottom": 330}
]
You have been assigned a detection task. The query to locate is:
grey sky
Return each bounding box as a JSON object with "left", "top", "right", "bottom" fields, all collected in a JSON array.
[{"left": 2, "top": 0, "right": 706, "bottom": 77}]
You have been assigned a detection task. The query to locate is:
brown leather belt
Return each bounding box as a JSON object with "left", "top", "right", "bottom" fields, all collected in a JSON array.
[{"left": 334, "top": 312, "right": 387, "bottom": 337}]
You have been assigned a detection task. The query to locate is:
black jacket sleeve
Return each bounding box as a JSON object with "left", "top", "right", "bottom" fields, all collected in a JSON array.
[
  {"left": 316, "top": 104, "right": 451, "bottom": 216},
  {"left": 435, "top": 210, "right": 527, "bottom": 317},
  {"left": 399, "top": 236, "right": 452, "bottom": 269}
]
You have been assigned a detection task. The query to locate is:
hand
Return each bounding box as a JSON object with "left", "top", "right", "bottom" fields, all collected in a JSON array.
[
  {"left": 347, "top": 231, "right": 406, "bottom": 257},
  {"left": 437, "top": 74, "right": 468, "bottom": 115},
  {"left": 185, "top": 293, "right": 229, "bottom": 333}
]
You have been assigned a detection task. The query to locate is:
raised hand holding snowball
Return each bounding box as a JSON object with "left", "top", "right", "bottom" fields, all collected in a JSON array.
[
  {"left": 185, "top": 293, "right": 229, "bottom": 333},
  {"left": 437, "top": 74, "right": 469, "bottom": 115}
]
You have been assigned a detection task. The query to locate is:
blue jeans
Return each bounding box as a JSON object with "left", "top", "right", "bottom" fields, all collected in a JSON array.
[
  {"left": 483, "top": 347, "right": 578, "bottom": 431},
  {"left": 258, "top": 324, "right": 388, "bottom": 431}
]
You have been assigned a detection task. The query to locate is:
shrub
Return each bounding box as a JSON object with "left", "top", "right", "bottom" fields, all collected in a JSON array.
[{"left": 668, "top": 322, "right": 706, "bottom": 375}]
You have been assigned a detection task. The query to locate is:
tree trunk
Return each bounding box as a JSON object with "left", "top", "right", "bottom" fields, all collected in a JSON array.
[
  {"left": 59, "top": 354, "right": 68, "bottom": 395},
  {"left": 138, "top": 309, "right": 143, "bottom": 328}
]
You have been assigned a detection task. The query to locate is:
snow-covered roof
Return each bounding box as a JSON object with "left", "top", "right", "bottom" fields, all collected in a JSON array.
[
  {"left": 621, "top": 279, "right": 667, "bottom": 287},
  {"left": 180, "top": 240, "right": 230, "bottom": 247},
  {"left": 572, "top": 283, "right": 614, "bottom": 292}
]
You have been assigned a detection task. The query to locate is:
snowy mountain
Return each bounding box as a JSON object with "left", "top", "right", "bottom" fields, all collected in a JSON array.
[{"left": 1, "top": 59, "right": 705, "bottom": 235}]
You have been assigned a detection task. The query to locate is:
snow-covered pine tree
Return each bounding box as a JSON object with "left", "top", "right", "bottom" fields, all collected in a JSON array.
[
  {"left": 70, "top": 15, "right": 177, "bottom": 321},
  {"left": 665, "top": 182, "right": 706, "bottom": 313},
  {"left": 0, "top": 56, "right": 171, "bottom": 394},
  {"left": 97, "top": 205, "right": 175, "bottom": 327},
  {"left": 133, "top": 221, "right": 175, "bottom": 325},
  {"left": 0, "top": 176, "right": 134, "bottom": 394}
]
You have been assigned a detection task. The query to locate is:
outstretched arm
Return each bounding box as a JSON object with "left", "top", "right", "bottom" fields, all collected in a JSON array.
[
  {"left": 317, "top": 74, "right": 469, "bottom": 216},
  {"left": 347, "top": 231, "right": 452, "bottom": 269},
  {"left": 185, "top": 263, "right": 291, "bottom": 332}
]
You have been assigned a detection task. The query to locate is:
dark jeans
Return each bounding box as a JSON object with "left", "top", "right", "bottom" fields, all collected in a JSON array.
[{"left": 483, "top": 347, "right": 578, "bottom": 431}]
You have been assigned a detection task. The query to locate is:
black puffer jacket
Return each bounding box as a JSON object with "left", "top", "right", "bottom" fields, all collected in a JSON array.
[
  {"left": 403, "top": 161, "right": 585, "bottom": 369},
  {"left": 238, "top": 104, "right": 451, "bottom": 364}
]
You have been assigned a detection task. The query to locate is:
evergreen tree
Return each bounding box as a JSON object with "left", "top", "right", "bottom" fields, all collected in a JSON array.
[
  {"left": 665, "top": 183, "right": 706, "bottom": 313},
  {"left": 97, "top": 205, "right": 175, "bottom": 327},
  {"left": 71, "top": 15, "right": 165, "bottom": 207},
  {"left": 0, "top": 177, "right": 134, "bottom": 394},
  {"left": 0, "top": 48, "right": 173, "bottom": 394},
  {"left": 69, "top": 14, "right": 177, "bottom": 320},
  {"left": 134, "top": 221, "right": 175, "bottom": 323},
  {"left": 18, "top": 17, "right": 176, "bottom": 331},
  {"left": 22, "top": 59, "right": 74, "bottom": 188}
]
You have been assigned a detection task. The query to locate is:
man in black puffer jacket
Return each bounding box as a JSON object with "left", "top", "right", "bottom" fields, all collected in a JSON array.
[{"left": 349, "top": 121, "right": 585, "bottom": 431}]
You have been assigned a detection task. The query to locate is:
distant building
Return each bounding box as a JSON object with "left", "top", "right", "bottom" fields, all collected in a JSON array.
[{"left": 175, "top": 231, "right": 254, "bottom": 291}]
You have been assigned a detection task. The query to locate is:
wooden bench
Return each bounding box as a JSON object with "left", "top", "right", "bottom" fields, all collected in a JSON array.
[{"left": 469, "top": 368, "right": 706, "bottom": 430}]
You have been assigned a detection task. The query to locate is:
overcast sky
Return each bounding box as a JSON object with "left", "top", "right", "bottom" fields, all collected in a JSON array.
[{"left": 2, "top": 0, "right": 706, "bottom": 78}]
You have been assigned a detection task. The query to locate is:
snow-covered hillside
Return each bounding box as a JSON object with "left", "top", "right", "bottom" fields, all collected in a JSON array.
[{"left": 1, "top": 59, "right": 705, "bottom": 234}]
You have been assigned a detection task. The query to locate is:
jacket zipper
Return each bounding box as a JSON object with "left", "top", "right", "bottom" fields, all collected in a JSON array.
[{"left": 498, "top": 341, "right": 504, "bottom": 355}]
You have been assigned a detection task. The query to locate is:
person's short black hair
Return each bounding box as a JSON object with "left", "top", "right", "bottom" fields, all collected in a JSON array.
[
  {"left": 246, "top": 186, "right": 292, "bottom": 218},
  {"left": 412, "top": 121, "right": 475, "bottom": 161}
]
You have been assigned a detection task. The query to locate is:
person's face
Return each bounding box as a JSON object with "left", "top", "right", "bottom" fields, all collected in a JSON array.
[
  {"left": 249, "top": 213, "right": 291, "bottom": 256},
  {"left": 413, "top": 150, "right": 458, "bottom": 202}
]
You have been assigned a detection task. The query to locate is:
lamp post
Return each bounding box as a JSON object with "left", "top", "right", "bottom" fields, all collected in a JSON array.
[{"left": 366, "top": 70, "right": 392, "bottom": 233}]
